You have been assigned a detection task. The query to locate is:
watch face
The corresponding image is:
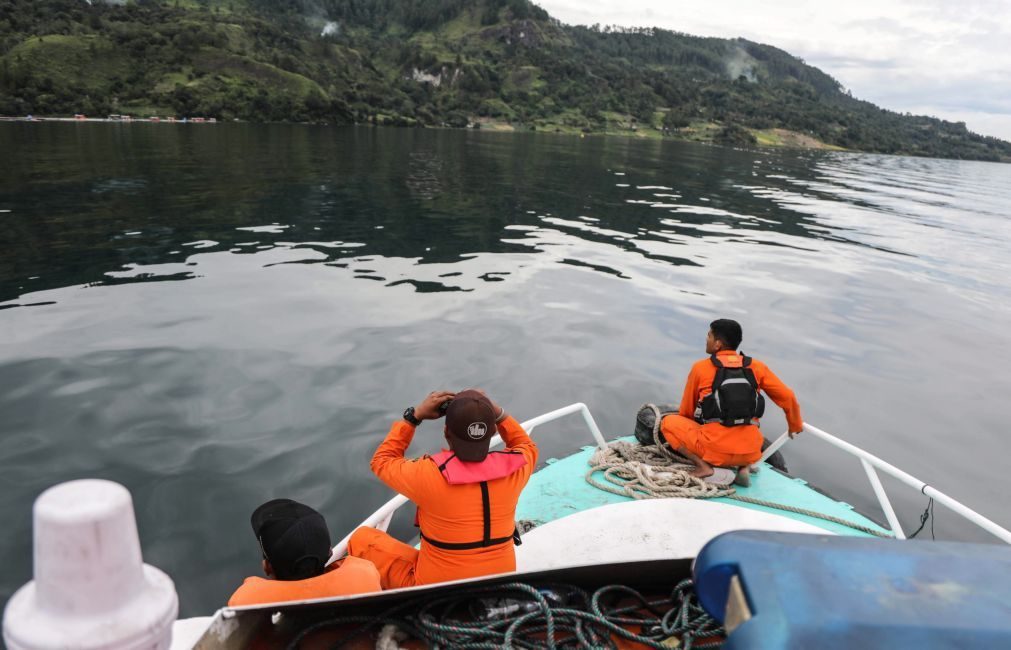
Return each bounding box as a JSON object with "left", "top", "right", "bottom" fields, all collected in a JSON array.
[{"left": 403, "top": 407, "right": 419, "bottom": 424}]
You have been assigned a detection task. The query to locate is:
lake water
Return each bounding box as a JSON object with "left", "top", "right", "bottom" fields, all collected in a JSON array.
[{"left": 2, "top": 123, "right": 1010, "bottom": 616}]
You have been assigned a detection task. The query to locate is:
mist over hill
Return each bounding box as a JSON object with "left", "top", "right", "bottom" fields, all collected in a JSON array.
[{"left": 1, "top": 0, "right": 1008, "bottom": 161}]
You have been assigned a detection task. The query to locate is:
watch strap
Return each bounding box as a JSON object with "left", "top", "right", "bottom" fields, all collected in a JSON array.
[{"left": 403, "top": 406, "right": 421, "bottom": 426}]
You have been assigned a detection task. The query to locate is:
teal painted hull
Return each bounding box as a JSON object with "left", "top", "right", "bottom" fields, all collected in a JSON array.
[{"left": 517, "top": 436, "right": 889, "bottom": 538}]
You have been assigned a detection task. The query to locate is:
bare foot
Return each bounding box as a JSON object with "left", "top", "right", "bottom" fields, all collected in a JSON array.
[
  {"left": 734, "top": 466, "right": 751, "bottom": 487},
  {"left": 690, "top": 460, "right": 714, "bottom": 478}
]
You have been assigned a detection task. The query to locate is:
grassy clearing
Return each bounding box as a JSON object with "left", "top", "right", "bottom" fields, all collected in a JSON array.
[
  {"left": 438, "top": 7, "right": 483, "bottom": 41},
  {"left": 593, "top": 111, "right": 662, "bottom": 138},
  {"left": 752, "top": 127, "right": 848, "bottom": 150},
  {"left": 473, "top": 118, "right": 516, "bottom": 131},
  {"left": 172, "top": 0, "right": 245, "bottom": 13},
  {"left": 3, "top": 35, "right": 130, "bottom": 92},
  {"left": 753, "top": 129, "right": 784, "bottom": 146},
  {"left": 192, "top": 48, "right": 323, "bottom": 96},
  {"left": 407, "top": 31, "right": 458, "bottom": 65},
  {"left": 677, "top": 121, "right": 723, "bottom": 142},
  {"left": 153, "top": 71, "right": 196, "bottom": 94}
]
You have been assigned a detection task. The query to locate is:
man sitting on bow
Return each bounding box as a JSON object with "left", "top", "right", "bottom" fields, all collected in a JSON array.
[{"left": 661, "top": 318, "right": 803, "bottom": 486}]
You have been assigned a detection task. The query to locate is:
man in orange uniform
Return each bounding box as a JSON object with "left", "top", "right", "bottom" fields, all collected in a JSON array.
[
  {"left": 661, "top": 319, "right": 803, "bottom": 484},
  {"left": 348, "top": 389, "right": 537, "bottom": 589},
  {"left": 228, "top": 499, "right": 381, "bottom": 606}
]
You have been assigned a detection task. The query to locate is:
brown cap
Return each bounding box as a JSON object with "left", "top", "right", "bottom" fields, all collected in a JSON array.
[{"left": 444, "top": 389, "right": 497, "bottom": 462}]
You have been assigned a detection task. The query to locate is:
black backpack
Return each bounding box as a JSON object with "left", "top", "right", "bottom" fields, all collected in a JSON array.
[{"left": 696, "top": 354, "right": 765, "bottom": 426}]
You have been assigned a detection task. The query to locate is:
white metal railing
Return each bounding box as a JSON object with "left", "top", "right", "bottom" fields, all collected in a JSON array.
[
  {"left": 332, "top": 405, "right": 1011, "bottom": 559},
  {"left": 760, "top": 423, "right": 1011, "bottom": 544},
  {"left": 331, "top": 403, "right": 607, "bottom": 558}
]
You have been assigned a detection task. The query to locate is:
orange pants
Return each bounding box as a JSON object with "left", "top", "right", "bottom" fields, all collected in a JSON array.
[
  {"left": 348, "top": 526, "right": 419, "bottom": 590},
  {"left": 660, "top": 414, "right": 762, "bottom": 467}
]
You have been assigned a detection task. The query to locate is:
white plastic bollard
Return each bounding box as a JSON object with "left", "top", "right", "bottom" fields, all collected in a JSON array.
[{"left": 3, "top": 479, "right": 179, "bottom": 650}]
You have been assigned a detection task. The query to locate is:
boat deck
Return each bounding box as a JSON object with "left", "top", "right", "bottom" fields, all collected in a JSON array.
[{"left": 517, "top": 436, "right": 890, "bottom": 538}]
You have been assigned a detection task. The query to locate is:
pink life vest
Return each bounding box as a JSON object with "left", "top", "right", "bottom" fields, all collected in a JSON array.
[
  {"left": 414, "top": 450, "right": 528, "bottom": 550},
  {"left": 429, "top": 449, "right": 528, "bottom": 484}
]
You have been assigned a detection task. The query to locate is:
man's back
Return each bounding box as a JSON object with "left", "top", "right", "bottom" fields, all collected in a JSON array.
[
  {"left": 370, "top": 415, "right": 537, "bottom": 584},
  {"left": 413, "top": 451, "right": 533, "bottom": 583},
  {"left": 679, "top": 351, "right": 802, "bottom": 431},
  {"left": 661, "top": 319, "right": 804, "bottom": 480}
]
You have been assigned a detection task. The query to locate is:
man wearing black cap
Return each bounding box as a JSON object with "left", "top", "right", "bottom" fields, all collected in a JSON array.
[
  {"left": 228, "top": 498, "right": 381, "bottom": 606},
  {"left": 348, "top": 389, "right": 537, "bottom": 589}
]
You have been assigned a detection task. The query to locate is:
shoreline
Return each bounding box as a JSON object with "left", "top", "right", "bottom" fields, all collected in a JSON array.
[
  {"left": 0, "top": 114, "right": 840, "bottom": 152},
  {"left": 0, "top": 115, "right": 217, "bottom": 124},
  {"left": 6, "top": 116, "right": 1007, "bottom": 162}
]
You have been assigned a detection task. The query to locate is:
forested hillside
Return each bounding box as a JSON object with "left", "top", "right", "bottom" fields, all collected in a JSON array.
[{"left": 1, "top": 0, "right": 1008, "bottom": 161}]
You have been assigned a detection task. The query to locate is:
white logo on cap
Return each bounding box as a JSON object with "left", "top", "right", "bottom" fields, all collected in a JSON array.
[{"left": 467, "top": 422, "right": 487, "bottom": 440}]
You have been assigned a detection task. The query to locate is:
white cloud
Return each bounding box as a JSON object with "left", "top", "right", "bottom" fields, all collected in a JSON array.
[{"left": 536, "top": 0, "right": 1011, "bottom": 141}]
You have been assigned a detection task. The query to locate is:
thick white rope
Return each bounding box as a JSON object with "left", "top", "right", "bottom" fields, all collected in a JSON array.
[{"left": 586, "top": 439, "right": 735, "bottom": 499}]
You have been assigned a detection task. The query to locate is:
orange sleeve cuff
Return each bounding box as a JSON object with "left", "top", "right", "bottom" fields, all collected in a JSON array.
[
  {"left": 786, "top": 404, "right": 804, "bottom": 432},
  {"left": 498, "top": 415, "right": 538, "bottom": 466}
]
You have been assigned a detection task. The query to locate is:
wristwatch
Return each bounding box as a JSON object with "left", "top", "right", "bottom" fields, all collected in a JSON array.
[{"left": 402, "top": 406, "right": 421, "bottom": 426}]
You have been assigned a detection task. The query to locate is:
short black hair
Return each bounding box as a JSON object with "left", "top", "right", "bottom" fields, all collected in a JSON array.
[{"left": 710, "top": 319, "right": 743, "bottom": 350}]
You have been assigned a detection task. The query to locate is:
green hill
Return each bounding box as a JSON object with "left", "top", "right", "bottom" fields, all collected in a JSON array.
[{"left": 1, "top": 0, "right": 1008, "bottom": 161}]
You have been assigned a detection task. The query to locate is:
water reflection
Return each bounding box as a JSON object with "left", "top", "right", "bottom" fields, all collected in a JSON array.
[
  {"left": 406, "top": 150, "right": 445, "bottom": 200},
  {"left": 10, "top": 124, "right": 1008, "bottom": 303}
]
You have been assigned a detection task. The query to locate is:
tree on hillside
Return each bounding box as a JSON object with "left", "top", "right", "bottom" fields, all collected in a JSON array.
[{"left": 663, "top": 109, "right": 692, "bottom": 132}]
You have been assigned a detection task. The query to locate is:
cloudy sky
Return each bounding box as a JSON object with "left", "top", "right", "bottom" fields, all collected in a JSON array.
[{"left": 537, "top": 0, "right": 1011, "bottom": 141}]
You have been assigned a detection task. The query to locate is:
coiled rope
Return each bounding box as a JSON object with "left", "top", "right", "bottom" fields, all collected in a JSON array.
[
  {"left": 585, "top": 440, "right": 735, "bottom": 499},
  {"left": 285, "top": 579, "right": 723, "bottom": 650},
  {"left": 584, "top": 404, "right": 890, "bottom": 538}
]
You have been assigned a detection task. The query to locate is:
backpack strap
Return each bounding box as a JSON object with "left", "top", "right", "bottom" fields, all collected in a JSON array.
[
  {"left": 711, "top": 353, "right": 728, "bottom": 390},
  {"left": 709, "top": 353, "right": 727, "bottom": 394},
  {"left": 740, "top": 355, "right": 759, "bottom": 390}
]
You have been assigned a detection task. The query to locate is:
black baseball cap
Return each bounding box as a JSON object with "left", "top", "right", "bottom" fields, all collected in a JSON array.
[
  {"left": 251, "top": 499, "right": 331, "bottom": 580},
  {"left": 445, "top": 389, "right": 497, "bottom": 462}
]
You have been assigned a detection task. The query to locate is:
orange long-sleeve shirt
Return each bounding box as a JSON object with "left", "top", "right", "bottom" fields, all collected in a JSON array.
[
  {"left": 678, "top": 349, "right": 803, "bottom": 457},
  {"left": 227, "top": 556, "right": 381, "bottom": 607},
  {"left": 370, "top": 416, "right": 538, "bottom": 585}
]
